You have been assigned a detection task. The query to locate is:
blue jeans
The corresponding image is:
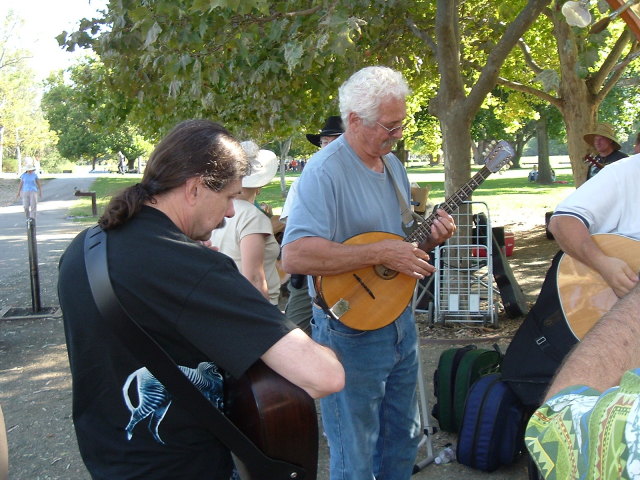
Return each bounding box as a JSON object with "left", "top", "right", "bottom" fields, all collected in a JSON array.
[{"left": 311, "top": 305, "right": 421, "bottom": 480}]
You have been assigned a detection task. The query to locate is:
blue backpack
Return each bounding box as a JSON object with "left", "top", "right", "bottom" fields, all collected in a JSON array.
[{"left": 456, "top": 373, "right": 527, "bottom": 472}]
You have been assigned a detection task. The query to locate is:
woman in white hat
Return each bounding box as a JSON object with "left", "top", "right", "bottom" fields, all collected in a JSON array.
[
  {"left": 210, "top": 141, "right": 281, "bottom": 305},
  {"left": 15, "top": 158, "right": 42, "bottom": 219}
]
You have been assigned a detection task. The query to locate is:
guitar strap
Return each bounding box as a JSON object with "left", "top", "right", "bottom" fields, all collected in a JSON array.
[
  {"left": 381, "top": 154, "right": 423, "bottom": 235},
  {"left": 83, "top": 225, "right": 304, "bottom": 480}
]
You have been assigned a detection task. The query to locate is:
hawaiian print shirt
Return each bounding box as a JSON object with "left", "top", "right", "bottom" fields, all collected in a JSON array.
[{"left": 525, "top": 368, "right": 640, "bottom": 479}]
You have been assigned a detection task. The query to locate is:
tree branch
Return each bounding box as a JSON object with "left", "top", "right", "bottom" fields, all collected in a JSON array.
[
  {"left": 496, "top": 76, "right": 562, "bottom": 107},
  {"left": 239, "top": 3, "right": 330, "bottom": 25},
  {"left": 517, "top": 37, "right": 544, "bottom": 74},
  {"left": 434, "top": 0, "right": 464, "bottom": 99},
  {"left": 596, "top": 41, "right": 640, "bottom": 103},
  {"left": 405, "top": 17, "right": 436, "bottom": 53},
  {"left": 590, "top": 29, "right": 631, "bottom": 91},
  {"left": 466, "top": 0, "right": 552, "bottom": 113}
]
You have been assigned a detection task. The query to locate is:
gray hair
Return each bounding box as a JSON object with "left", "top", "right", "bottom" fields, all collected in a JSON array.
[{"left": 338, "top": 66, "right": 410, "bottom": 128}]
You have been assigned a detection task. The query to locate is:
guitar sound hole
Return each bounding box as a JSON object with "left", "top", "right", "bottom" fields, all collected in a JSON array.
[{"left": 374, "top": 264, "right": 399, "bottom": 280}]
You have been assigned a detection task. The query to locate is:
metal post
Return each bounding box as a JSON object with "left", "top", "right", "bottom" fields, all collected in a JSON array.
[
  {"left": 26, "top": 217, "right": 42, "bottom": 313},
  {"left": 74, "top": 189, "right": 98, "bottom": 216}
]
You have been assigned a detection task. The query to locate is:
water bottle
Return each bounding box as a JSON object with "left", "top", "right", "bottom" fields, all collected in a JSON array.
[{"left": 434, "top": 444, "right": 456, "bottom": 464}]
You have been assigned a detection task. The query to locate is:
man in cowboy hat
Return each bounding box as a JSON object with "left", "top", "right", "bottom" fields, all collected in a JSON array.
[
  {"left": 15, "top": 158, "right": 42, "bottom": 220},
  {"left": 305, "top": 115, "right": 344, "bottom": 148},
  {"left": 280, "top": 116, "right": 345, "bottom": 333},
  {"left": 583, "top": 122, "right": 627, "bottom": 180}
]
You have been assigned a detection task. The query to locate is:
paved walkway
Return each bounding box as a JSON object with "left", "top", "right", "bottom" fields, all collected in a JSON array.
[
  {"left": 0, "top": 174, "right": 530, "bottom": 479},
  {"left": 0, "top": 174, "right": 97, "bottom": 311}
]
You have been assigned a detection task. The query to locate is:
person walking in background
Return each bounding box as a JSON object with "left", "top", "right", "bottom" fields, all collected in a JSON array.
[
  {"left": 58, "top": 119, "right": 344, "bottom": 479},
  {"left": 280, "top": 115, "right": 344, "bottom": 333},
  {"left": 583, "top": 122, "right": 627, "bottom": 180},
  {"left": 211, "top": 140, "right": 282, "bottom": 305},
  {"left": 15, "top": 159, "right": 42, "bottom": 220},
  {"left": 282, "top": 67, "right": 455, "bottom": 480}
]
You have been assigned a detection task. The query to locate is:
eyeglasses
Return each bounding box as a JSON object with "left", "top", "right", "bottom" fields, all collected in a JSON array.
[{"left": 376, "top": 121, "right": 406, "bottom": 136}]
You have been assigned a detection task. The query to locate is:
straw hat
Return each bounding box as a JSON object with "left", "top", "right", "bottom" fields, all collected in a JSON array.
[
  {"left": 23, "top": 157, "right": 36, "bottom": 171},
  {"left": 240, "top": 141, "right": 278, "bottom": 188},
  {"left": 306, "top": 116, "right": 344, "bottom": 147},
  {"left": 583, "top": 123, "right": 621, "bottom": 151}
]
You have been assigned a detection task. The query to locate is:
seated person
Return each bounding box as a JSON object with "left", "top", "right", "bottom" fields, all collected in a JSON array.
[{"left": 526, "top": 281, "right": 640, "bottom": 480}]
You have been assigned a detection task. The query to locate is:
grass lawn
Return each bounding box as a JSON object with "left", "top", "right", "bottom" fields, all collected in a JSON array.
[{"left": 69, "top": 158, "right": 577, "bottom": 229}]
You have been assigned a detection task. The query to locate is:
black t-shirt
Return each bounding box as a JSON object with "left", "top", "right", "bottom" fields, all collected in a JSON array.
[
  {"left": 58, "top": 206, "right": 294, "bottom": 479},
  {"left": 586, "top": 149, "right": 628, "bottom": 180}
]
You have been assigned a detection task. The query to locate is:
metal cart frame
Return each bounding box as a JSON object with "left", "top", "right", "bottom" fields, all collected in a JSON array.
[{"left": 434, "top": 201, "right": 498, "bottom": 326}]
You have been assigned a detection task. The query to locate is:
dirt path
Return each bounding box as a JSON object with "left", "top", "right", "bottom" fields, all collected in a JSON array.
[{"left": 0, "top": 176, "right": 558, "bottom": 479}]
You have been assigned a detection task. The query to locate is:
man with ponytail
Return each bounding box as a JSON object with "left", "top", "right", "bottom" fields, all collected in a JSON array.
[{"left": 58, "top": 119, "right": 344, "bottom": 479}]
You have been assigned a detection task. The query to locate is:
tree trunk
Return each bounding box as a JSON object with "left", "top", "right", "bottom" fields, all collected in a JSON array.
[
  {"left": 392, "top": 139, "right": 409, "bottom": 164},
  {"left": 557, "top": 98, "right": 596, "bottom": 187},
  {"left": 278, "top": 137, "right": 292, "bottom": 198},
  {"left": 512, "top": 130, "right": 526, "bottom": 169},
  {"left": 547, "top": 7, "right": 627, "bottom": 187},
  {"left": 440, "top": 110, "right": 474, "bottom": 196},
  {"left": 535, "top": 113, "right": 554, "bottom": 184}
]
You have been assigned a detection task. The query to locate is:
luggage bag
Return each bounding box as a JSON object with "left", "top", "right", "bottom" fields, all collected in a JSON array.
[
  {"left": 456, "top": 373, "right": 527, "bottom": 472},
  {"left": 432, "top": 345, "right": 502, "bottom": 432}
]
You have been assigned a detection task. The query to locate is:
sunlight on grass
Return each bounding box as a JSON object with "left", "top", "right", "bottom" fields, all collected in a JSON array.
[
  {"left": 416, "top": 168, "right": 575, "bottom": 213},
  {"left": 68, "top": 162, "right": 578, "bottom": 228},
  {"left": 69, "top": 175, "right": 141, "bottom": 221}
]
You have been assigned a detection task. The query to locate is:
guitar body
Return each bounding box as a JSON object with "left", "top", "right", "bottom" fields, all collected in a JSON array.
[
  {"left": 225, "top": 361, "right": 318, "bottom": 480},
  {"left": 318, "top": 232, "right": 417, "bottom": 330},
  {"left": 557, "top": 234, "right": 640, "bottom": 340},
  {"left": 316, "top": 141, "right": 514, "bottom": 331}
]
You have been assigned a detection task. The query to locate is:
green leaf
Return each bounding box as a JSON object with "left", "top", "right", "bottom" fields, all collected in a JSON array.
[
  {"left": 284, "top": 41, "right": 304, "bottom": 72},
  {"left": 168, "top": 79, "right": 182, "bottom": 98},
  {"left": 144, "top": 22, "right": 163, "bottom": 48}
]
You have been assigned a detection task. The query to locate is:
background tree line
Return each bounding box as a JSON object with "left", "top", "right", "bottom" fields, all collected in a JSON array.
[{"left": 2, "top": 1, "right": 640, "bottom": 191}]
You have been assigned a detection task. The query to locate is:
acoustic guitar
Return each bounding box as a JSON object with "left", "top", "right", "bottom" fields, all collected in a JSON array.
[
  {"left": 316, "top": 141, "right": 515, "bottom": 331},
  {"left": 225, "top": 360, "right": 318, "bottom": 480},
  {"left": 557, "top": 233, "right": 640, "bottom": 341}
]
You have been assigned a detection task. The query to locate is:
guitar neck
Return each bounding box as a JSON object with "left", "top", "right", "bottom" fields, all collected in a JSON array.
[
  {"left": 584, "top": 154, "right": 604, "bottom": 169},
  {"left": 405, "top": 166, "right": 492, "bottom": 245}
]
